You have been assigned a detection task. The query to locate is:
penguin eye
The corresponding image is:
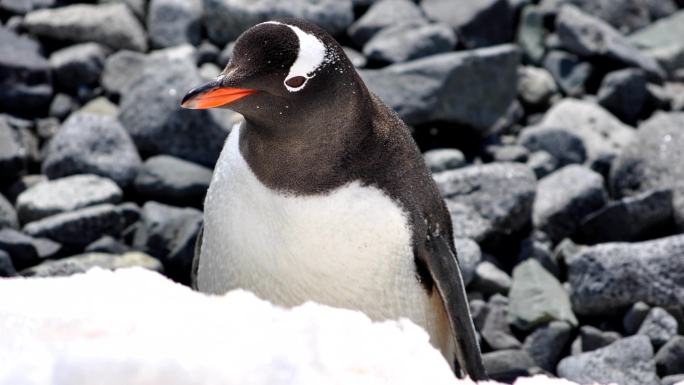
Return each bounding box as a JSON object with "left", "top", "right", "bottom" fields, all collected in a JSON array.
[{"left": 285, "top": 76, "right": 306, "bottom": 88}]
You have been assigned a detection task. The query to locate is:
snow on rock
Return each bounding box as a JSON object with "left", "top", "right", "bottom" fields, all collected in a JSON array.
[{"left": 0, "top": 268, "right": 591, "bottom": 385}]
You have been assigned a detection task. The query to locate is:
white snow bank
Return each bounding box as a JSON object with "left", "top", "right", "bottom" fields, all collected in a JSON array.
[{"left": 0, "top": 268, "right": 585, "bottom": 385}]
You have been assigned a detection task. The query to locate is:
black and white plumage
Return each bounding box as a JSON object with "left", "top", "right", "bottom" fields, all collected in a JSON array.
[{"left": 181, "top": 19, "right": 487, "bottom": 380}]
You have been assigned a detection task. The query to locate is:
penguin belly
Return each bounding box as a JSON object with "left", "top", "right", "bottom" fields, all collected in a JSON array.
[{"left": 198, "top": 126, "right": 452, "bottom": 358}]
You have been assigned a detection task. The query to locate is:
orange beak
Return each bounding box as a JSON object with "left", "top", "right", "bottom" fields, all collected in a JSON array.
[{"left": 180, "top": 79, "right": 256, "bottom": 109}]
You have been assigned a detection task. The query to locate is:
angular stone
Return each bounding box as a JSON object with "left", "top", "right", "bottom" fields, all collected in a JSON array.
[
  {"left": 0, "top": 249, "right": 16, "bottom": 277},
  {"left": 16, "top": 174, "right": 123, "bottom": 224},
  {"left": 422, "top": 0, "right": 515, "bottom": 49},
  {"left": 49, "top": 42, "right": 108, "bottom": 91},
  {"left": 0, "top": 228, "right": 61, "bottom": 269},
  {"left": 42, "top": 112, "right": 142, "bottom": 188},
  {"left": 453, "top": 238, "right": 481, "bottom": 286},
  {"left": 347, "top": 0, "right": 427, "bottom": 46},
  {"left": 147, "top": 0, "right": 202, "bottom": 49},
  {"left": 481, "top": 294, "right": 521, "bottom": 350},
  {"left": 471, "top": 261, "right": 512, "bottom": 296},
  {"left": 0, "top": 116, "right": 31, "bottom": 183},
  {"left": 610, "top": 112, "right": 684, "bottom": 228},
  {"left": 597, "top": 68, "right": 648, "bottom": 125},
  {"left": 516, "top": 5, "right": 546, "bottom": 64},
  {"left": 482, "top": 349, "right": 536, "bottom": 382},
  {"left": 518, "top": 126, "right": 586, "bottom": 168},
  {"left": 577, "top": 189, "right": 674, "bottom": 244},
  {"left": 533, "top": 165, "right": 606, "bottom": 243},
  {"left": 556, "top": 4, "right": 664, "bottom": 79},
  {"left": 0, "top": 27, "right": 52, "bottom": 115},
  {"left": 542, "top": 50, "right": 592, "bottom": 97},
  {"left": 567, "top": 234, "right": 684, "bottom": 315},
  {"left": 655, "top": 336, "right": 684, "bottom": 377},
  {"left": 637, "top": 307, "right": 678, "bottom": 349},
  {"left": 434, "top": 163, "right": 536, "bottom": 248},
  {"left": 517, "top": 66, "right": 558, "bottom": 107},
  {"left": 0, "top": 193, "right": 18, "bottom": 230},
  {"left": 23, "top": 204, "right": 123, "bottom": 247},
  {"left": 423, "top": 148, "right": 466, "bottom": 173},
  {"left": 629, "top": 10, "right": 684, "bottom": 51},
  {"left": 203, "top": 0, "right": 354, "bottom": 46},
  {"left": 101, "top": 50, "right": 146, "bottom": 97},
  {"left": 363, "top": 23, "right": 456, "bottom": 64},
  {"left": 23, "top": 3, "right": 147, "bottom": 51},
  {"left": 133, "top": 202, "right": 202, "bottom": 284},
  {"left": 360, "top": 45, "right": 519, "bottom": 131},
  {"left": 21, "top": 251, "right": 163, "bottom": 277},
  {"left": 118, "top": 57, "right": 238, "bottom": 167},
  {"left": 557, "top": 336, "right": 658, "bottom": 385},
  {"left": 623, "top": 301, "right": 651, "bottom": 334},
  {"left": 576, "top": 325, "right": 621, "bottom": 353},
  {"left": 523, "top": 321, "right": 573, "bottom": 372},
  {"left": 134, "top": 155, "right": 212, "bottom": 206},
  {"left": 509, "top": 259, "right": 578, "bottom": 330}
]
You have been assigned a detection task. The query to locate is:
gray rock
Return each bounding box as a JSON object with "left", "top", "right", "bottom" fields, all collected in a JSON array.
[
  {"left": 557, "top": 336, "right": 658, "bottom": 385},
  {"left": 23, "top": 3, "right": 147, "bottom": 51},
  {"left": 509, "top": 259, "right": 578, "bottom": 330},
  {"left": 597, "top": 68, "right": 648, "bottom": 125},
  {"left": 629, "top": 10, "right": 684, "bottom": 51},
  {"left": 575, "top": 325, "right": 621, "bottom": 353},
  {"left": 360, "top": 45, "right": 519, "bottom": 131},
  {"left": 518, "top": 126, "right": 586, "bottom": 168},
  {"left": 655, "top": 336, "right": 684, "bottom": 376},
  {"left": 23, "top": 204, "right": 123, "bottom": 246},
  {"left": 422, "top": 0, "right": 515, "bottom": 49},
  {"left": 49, "top": 43, "right": 108, "bottom": 91},
  {"left": 16, "top": 174, "right": 123, "bottom": 224},
  {"left": 0, "top": 249, "right": 16, "bottom": 277},
  {"left": 526, "top": 151, "right": 557, "bottom": 179},
  {"left": 0, "top": 27, "right": 52, "bottom": 115},
  {"left": 101, "top": 50, "right": 146, "bottom": 96},
  {"left": 534, "top": 98, "right": 635, "bottom": 167},
  {"left": 85, "top": 235, "right": 129, "bottom": 254},
  {"left": 577, "top": 189, "right": 674, "bottom": 244},
  {"left": 624, "top": 301, "right": 651, "bottom": 334},
  {"left": 556, "top": 4, "right": 664, "bottom": 80},
  {"left": 42, "top": 112, "right": 142, "bottom": 188},
  {"left": 533, "top": 165, "right": 606, "bottom": 243},
  {"left": 517, "top": 66, "right": 558, "bottom": 107},
  {"left": 197, "top": 41, "right": 220, "bottom": 65},
  {"left": 342, "top": 47, "right": 366, "bottom": 68},
  {"left": 0, "top": 193, "right": 18, "bottom": 230},
  {"left": 516, "top": 5, "right": 546, "bottom": 64},
  {"left": 663, "top": 374, "right": 684, "bottom": 385},
  {"left": 0, "top": 228, "right": 61, "bottom": 269},
  {"left": 4, "top": 175, "right": 47, "bottom": 206},
  {"left": 48, "top": 93, "right": 79, "bottom": 120},
  {"left": 542, "top": 50, "right": 593, "bottom": 97},
  {"left": 147, "top": 0, "right": 202, "bottom": 49},
  {"left": 481, "top": 294, "right": 521, "bottom": 350},
  {"left": 216, "top": 41, "right": 234, "bottom": 68},
  {"left": 0, "top": 0, "right": 55, "bottom": 14},
  {"left": 485, "top": 145, "right": 529, "bottom": 163},
  {"left": 471, "top": 261, "right": 512, "bottom": 295},
  {"left": 134, "top": 155, "right": 212, "bottom": 206},
  {"left": 118, "top": 56, "right": 238, "bottom": 167},
  {"left": 133, "top": 201, "right": 202, "bottom": 284},
  {"left": 434, "top": 163, "right": 536, "bottom": 248},
  {"left": 453, "top": 238, "right": 481, "bottom": 286},
  {"left": 348, "top": 0, "right": 427, "bottom": 46},
  {"left": 198, "top": 62, "right": 220, "bottom": 80},
  {"left": 523, "top": 321, "right": 573, "bottom": 372},
  {"left": 567, "top": 234, "right": 684, "bottom": 315},
  {"left": 445, "top": 201, "right": 492, "bottom": 243},
  {"left": 610, "top": 112, "right": 684, "bottom": 228},
  {"left": 79, "top": 96, "right": 119, "bottom": 117},
  {"left": 637, "top": 307, "right": 678, "bottom": 349},
  {"left": 363, "top": 23, "right": 456, "bottom": 64},
  {"left": 423, "top": 148, "right": 466, "bottom": 173},
  {"left": 0, "top": 116, "right": 31, "bottom": 182},
  {"left": 482, "top": 349, "right": 536, "bottom": 381},
  {"left": 203, "top": 0, "right": 354, "bottom": 46},
  {"left": 21, "top": 251, "right": 163, "bottom": 277}
]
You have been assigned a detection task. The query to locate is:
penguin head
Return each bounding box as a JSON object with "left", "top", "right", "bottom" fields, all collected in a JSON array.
[{"left": 181, "top": 19, "right": 364, "bottom": 128}]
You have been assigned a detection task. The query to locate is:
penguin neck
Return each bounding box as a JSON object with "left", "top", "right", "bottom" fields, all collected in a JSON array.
[{"left": 238, "top": 81, "right": 375, "bottom": 195}]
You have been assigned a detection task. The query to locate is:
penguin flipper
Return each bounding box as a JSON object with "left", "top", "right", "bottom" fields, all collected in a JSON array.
[
  {"left": 420, "top": 235, "right": 487, "bottom": 380},
  {"left": 190, "top": 224, "right": 203, "bottom": 290}
]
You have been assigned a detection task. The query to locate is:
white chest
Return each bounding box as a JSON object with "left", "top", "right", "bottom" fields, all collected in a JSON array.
[{"left": 198, "top": 126, "right": 425, "bottom": 316}]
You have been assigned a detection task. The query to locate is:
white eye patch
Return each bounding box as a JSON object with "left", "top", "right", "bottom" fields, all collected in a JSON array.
[{"left": 262, "top": 21, "right": 327, "bottom": 92}]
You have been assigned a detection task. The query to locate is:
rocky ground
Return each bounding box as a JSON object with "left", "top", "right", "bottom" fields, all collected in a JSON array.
[{"left": 0, "top": 0, "right": 683, "bottom": 384}]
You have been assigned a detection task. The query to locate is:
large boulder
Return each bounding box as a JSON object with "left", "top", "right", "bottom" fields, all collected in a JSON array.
[
  {"left": 610, "top": 112, "right": 684, "bottom": 228},
  {"left": 557, "top": 336, "right": 659, "bottom": 385},
  {"left": 118, "top": 56, "right": 238, "bottom": 167},
  {"left": 23, "top": 3, "right": 147, "bottom": 51},
  {"left": 16, "top": 174, "right": 122, "bottom": 224},
  {"left": 42, "top": 112, "right": 142, "bottom": 188},
  {"left": 203, "top": 0, "right": 354, "bottom": 46},
  {"left": 555, "top": 4, "right": 664, "bottom": 79},
  {"left": 433, "top": 163, "right": 536, "bottom": 249},
  {"left": 566, "top": 234, "right": 684, "bottom": 315},
  {"left": 0, "top": 27, "right": 52, "bottom": 115},
  {"left": 361, "top": 45, "right": 519, "bottom": 132}
]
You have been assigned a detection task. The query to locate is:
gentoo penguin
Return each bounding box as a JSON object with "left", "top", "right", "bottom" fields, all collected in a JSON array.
[{"left": 181, "top": 19, "right": 486, "bottom": 380}]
